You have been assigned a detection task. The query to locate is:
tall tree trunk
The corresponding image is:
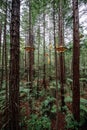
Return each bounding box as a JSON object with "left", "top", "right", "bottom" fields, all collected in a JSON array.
[
  {"left": 37, "top": 19, "right": 40, "bottom": 98},
  {"left": 58, "top": 0, "right": 65, "bottom": 110},
  {"left": 9, "top": 0, "right": 20, "bottom": 129},
  {"left": 43, "top": 12, "right": 46, "bottom": 89},
  {"left": 0, "top": 33, "right": 5, "bottom": 89},
  {"left": 37, "top": 39, "right": 40, "bottom": 97},
  {"left": 28, "top": 0, "right": 34, "bottom": 113},
  {"left": 24, "top": 46, "right": 27, "bottom": 71},
  {"left": 3, "top": 0, "right": 9, "bottom": 129},
  {"left": 72, "top": 0, "right": 80, "bottom": 122},
  {"left": 48, "top": 29, "right": 52, "bottom": 81},
  {"left": 29, "top": 0, "right": 33, "bottom": 90},
  {"left": 25, "top": 34, "right": 28, "bottom": 81},
  {"left": 0, "top": 24, "right": 2, "bottom": 88},
  {"left": 4, "top": 0, "right": 8, "bottom": 107},
  {"left": 0, "top": 24, "right": 2, "bottom": 63},
  {"left": 53, "top": 0, "right": 59, "bottom": 129}
]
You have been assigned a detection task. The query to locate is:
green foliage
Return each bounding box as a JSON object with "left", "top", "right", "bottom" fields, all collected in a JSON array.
[
  {"left": 80, "top": 77, "right": 87, "bottom": 82},
  {"left": 80, "top": 105, "right": 87, "bottom": 126},
  {"left": 51, "top": 104, "right": 57, "bottom": 113},
  {"left": 79, "top": 0, "right": 87, "bottom": 4},
  {"left": 62, "top": 105, "right": 68, "bottom": 112},
  {"left": 20, "top": 115, "right": 28, "bottom": 128},
  {"left": 41, "top": 96, "right": 56, "bottom": 118},
  {"left": 41, "top": 96, "right": 55, "bottom": 109},
  {"left": 39, "top": 89, "right": 46, "bottom": 97},
  {"left": 20, "top": 82, "right": 30, "bottom": 101},
  {"left": 65, "top": 98, "right": 87, "bottom": 129},
  {"left": 80, "top": 98, "right": 87, "bottom": 105},
  {"left": 50, "top": 81, "right": 61, "bottom": 90},
  {"left": 27, "top": 114, "right": 51, "bottom": 130},
  {"left": 50, "top": 81, "right": 56, "bottom": 87},
  {"left": 66, "top": 78, "right": 73, "bottom": 83},
  {"left": 65, "top": 113, "right": 79, "bottom": 130},
  {"left": 65, "top": 96, "right": 72, "bottom": 103},
  {"left": 80, "top": 98, "right": 87, "bottom": 126},
  {"left": 0, "top": 84, "right": 5, "bottom": 111}
]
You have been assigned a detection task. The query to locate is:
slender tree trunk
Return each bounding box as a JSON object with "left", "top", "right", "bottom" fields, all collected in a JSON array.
[
  {"left": 9, "top": 0, "right": 20, "bottom": 129},
  {"left": 29, "top": 0, "right": 33, "bottom": 90},
  {"left": 0, "top": 24, "right": 2, "bottom": 88},
  {"left": 0, "top": 24, "right": 2, "bottom": 62},
  {"left": 4, "top": 0, "right": 8, "bottom": 107},
  {"left": 72, "top": 0, "right": 80, "bottom": 122},
  {"left": 3, "top": 0, "right": 9, "bottom": 129},
  {"left": 53, "top": 0, "right": 59, "bottom": 129},
  {"left": 37, "top": 41, "right": 40, "bottom": 96},
  {"left": 28, "top": 0, "right": 34, "bottom": 113},
  {"left": 48, "top": 46, "right": 52, "bottom": 80},
  {"left": 43, "top": 12, "right": 46, "bottom": 89},
  {"left": 49, "top": 44, "right": 52, "bottom": 80},
  {"left": 25, "top": 34, "right": 29, "bottom": 81},
  {"left": 58, "top": 0, "right": 65, "bottom": 110},
  {"left": 24, "top": 47, "right": 27, "bottom": 71},
  {"left": 0, "top": 34, "right": 5, "bottom": 89},
  {"left": 37, "top": 20, "right": 40, "bottom": 98},
  {"left": 62, "top": 17, "right": 66, "bottom": 83}
]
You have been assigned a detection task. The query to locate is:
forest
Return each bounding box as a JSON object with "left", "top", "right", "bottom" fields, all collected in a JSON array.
[{"left": 0, "top": 0, "right": 87, "bottom": 130}]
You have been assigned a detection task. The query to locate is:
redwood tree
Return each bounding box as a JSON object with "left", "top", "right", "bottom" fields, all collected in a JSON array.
[
  {"left": 58, "top": 0, "right": 65, "bottom": 110},
  {"left": 0, "top": 24, "right": 1, "bottom": 89},
  {"left": 3, "top": 0, "right": 9, "bottom": 128},
  {"left": 28, "top": 0, "right": 34, "bottom": 113},
  {"left": 4, "top": 0, "right": 8, "bottom": 106},
  {"left": 9, "top": 0, "right": 20, "bottom": 129},
  {"left": 28, "top": 0, "right": 33, "bottom": 89},
  {"left": 37, "top": 18, "right": 40, "bottom": 97},
  {"left": 43, "top": 12, "right": 46, "bottom": 89},
  {"left": 53, "top": 0, "right": 58, "bottom": 129},
  {"left": 72, "top": 0, "right": 80, "bottom": 122}
]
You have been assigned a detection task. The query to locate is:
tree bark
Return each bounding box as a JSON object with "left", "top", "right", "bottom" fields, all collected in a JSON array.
[
  {"left": 0, "top": 24, "right": 1, "bottom": 87},
  {"left": 9, "top": 0, "right": 20, "bottom": 129},
  {"left": 53, "top": 0, "right": 59, "bottom": 129},
  {"left": 4, "top": 0, "right": 8, "bottom": 107},
  {"left": 0, "top": 24, "right": 2, "bottom": 64},
  {"left": 43, "top": 12, "right": 46, "bottom": 89},
  {"left": 0, "top": 33, "right": 5, "bottom": 89},
  {"left": 28, "top": 0, "right": 34, "bottom": 114},
  {"left": 28, "top": 0, "right": 33, "bottom": 91},
  {"left": 3, "top": 0, "right": 9, "bottom": 129},
  {"left": 72, "top": 0, "right": 80, "bottom": 122},
  {"left": 37, "top": 19, "right": 40, "bottom": 98},
  {"left": 58, "top": 0, "right": 65, "bottom": 110}
]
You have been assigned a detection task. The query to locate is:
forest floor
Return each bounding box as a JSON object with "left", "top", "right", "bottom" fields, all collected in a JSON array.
[
  {"left": 51, "top": 103, "right": 87, "bottom": 130},
  {"left": 1, "top": 79, "right": 87, "bottom": 130},
  {"left": 19, "top": 82, "right": 87, "bottom": 130},
  {"left": 51, "top": 112, "right": 66, "bottom": 130},
  {"left": 0, "top": 73, "right": 87, "bottom": 130}
]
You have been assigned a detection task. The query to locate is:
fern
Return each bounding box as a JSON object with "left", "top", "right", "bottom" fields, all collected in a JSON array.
[
  {"left": 65, "top": 96, "right": 72, "bottom": 103},
  {"left": 80, "top": 98, "right": 87, "bottom": 107},
  {"left": 80, "top": 78, "right": 87, "bottom": 82},
  {"left": 66, "top": 78, "right": 73, "bottom": 83}
]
